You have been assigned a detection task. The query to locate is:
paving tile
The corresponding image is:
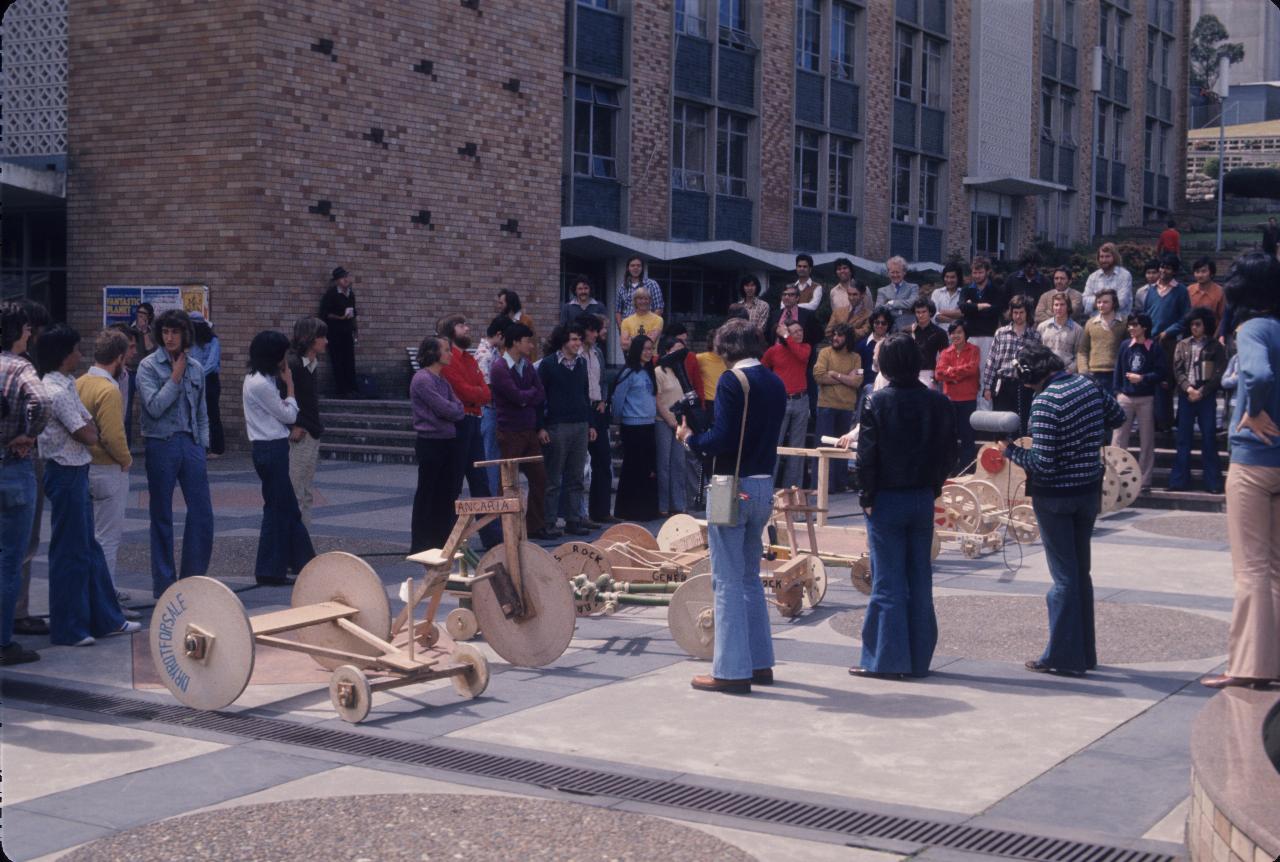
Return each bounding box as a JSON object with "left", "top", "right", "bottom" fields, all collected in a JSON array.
[
  {"left": 15, "top": 746, "right": 336, "bottom": 832},
  {"left": 0, "top": 707, "right": 228, "bottom": 806},
  {"left": 4, "top": 809, "right": 115, "bottom": 862}
]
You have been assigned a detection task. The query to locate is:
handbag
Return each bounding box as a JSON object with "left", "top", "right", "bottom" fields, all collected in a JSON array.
[{"left": 705, "top": 369, "right": 750, "bottom": 527}]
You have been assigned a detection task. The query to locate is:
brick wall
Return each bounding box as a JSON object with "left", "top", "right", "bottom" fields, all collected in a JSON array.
[
  {"left": 862, "top": 11, "right": 893, "bottom": 262},
  {"left": 628, "top": 0, "right": 672, "bottom": 240},
  {"left": 946, "top": 0, "right": 973, "bottom": 261},
  {"left": 758, "top": 0, "right": 793, "bottom": 251},
  {"left": 68, "top": 0, "right": 563, "bottom": 443}
]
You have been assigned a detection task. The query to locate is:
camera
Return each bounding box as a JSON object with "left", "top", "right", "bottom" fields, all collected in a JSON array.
[{"left": 668, "top": 391, "right": 707, "bottom": 434}]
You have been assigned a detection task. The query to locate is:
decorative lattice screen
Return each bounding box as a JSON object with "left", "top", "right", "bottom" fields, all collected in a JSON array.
[{"left": 1, "top": 0, "right": 69, "bottom": 158}]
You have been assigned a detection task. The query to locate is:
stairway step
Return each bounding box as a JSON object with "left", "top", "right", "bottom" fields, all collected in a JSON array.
[
  {"left": 318, "top": 398, "right": 412, "bottom": 415},
  {"left": 1134, "top": 488, "right": 1225, "bottom": 513},
  {"left": 319, "top": 412, "right": 412, "bottom": 430},
  {"left": 319, "top": 442, "right": 417, "bottom": 465}
]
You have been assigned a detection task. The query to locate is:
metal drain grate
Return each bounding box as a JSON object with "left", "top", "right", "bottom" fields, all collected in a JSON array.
[{"left": 4, "top": 678, "right": 1176, "bottom": 862}]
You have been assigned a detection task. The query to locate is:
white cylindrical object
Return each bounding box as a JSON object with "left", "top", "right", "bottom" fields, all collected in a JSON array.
[
  {"left": 1214, "top": 55, "right": 1231, "bottom": 99},
  {"left": 969, "top": 411, "right": 1022, "bottom": 435},
  {"left": 1090, "top": 45, "right": 1103, "bottom": 92}
]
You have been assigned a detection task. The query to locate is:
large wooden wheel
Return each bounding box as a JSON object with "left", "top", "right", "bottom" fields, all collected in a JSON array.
[
  {"left": 291, "top": 552, "right": 392, "bottom": 671},
  {"left": 657, "top": 514, "right": 707, "bottom": 552},
  {"left": 150, "top": 577, "right": 255, "bottom": 711},
  {"left": 1009, "top": 504, "right": 1040, "bottom": 544},
  {"left": 1102, "top": 446, "right": 1142, "bottom": 513},
  {"left": 599, "top": 523, "right": 659, "bottom": 550},
  {"left": 668, "top": 573, "right": 715, "bottom": 660},
  {"left": 850, "top": 556, "right": 872, "bottom": 596},
  {"left": 802, "top": 556, "right": 827, "bottom": 609},
  {"left": 938, "top": 483, "right": 984, "bottom": 534},
  {"left": 552, "top": 540, "right": 612, "bottom": 580},
  {"left": 471, "top": 542, "right": 575, "bottom": 668}
]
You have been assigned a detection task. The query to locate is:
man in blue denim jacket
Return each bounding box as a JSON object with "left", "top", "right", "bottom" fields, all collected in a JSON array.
[{"left": 136, "top": 309, "right": 214, "bottom": 598}]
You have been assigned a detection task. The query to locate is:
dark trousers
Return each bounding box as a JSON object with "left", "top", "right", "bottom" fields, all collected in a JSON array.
[
  {"left": 815, "top": 407, "right": 854, "bottom": 491},
  {"left": 206, "top": 372, "right": 225, "bottom": 455},
  {"left": 1090, "top": 372, "right": 1115, "bottom": 393},
  {"left": 456, "top": 415, "right": 501, "bottom": 548},
  {"left": 251, "top": 439, "right": 315, "bottom": 580},
  {"left": 329, "top": 332, "right": 357, "bottom": 395},
  {"left": 951, "top": 399, "right": 977, "bottom": 474},
  {"left": 496, "top": 428, "right": 547, "bottom": 534},
  {"left": 1032, "top": 490, "right": 1100, "bottom": 672},
  {"left": 1170, "top": 392, "right": 1223, "bottom": 492},
  {"left": 615, "top": 422, "right": 658, "bottom": 521},
  {"left": 412, "top": 436, "right": 460, "bottom": 553},
  {"left": 993, "top": 378, "right": 1031, "bottom": 436},
  {"left": 861, "top": 487, "right": 938, "bottom": 676},
  {"left": 588, "top": 407, "right": 613, "bottom": 521},
  {"left": 44, "top": 462, "right": 126, "bottom": 644}
]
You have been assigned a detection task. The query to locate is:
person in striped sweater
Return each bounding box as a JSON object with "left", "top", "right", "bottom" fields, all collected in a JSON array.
[{"left": 1004, "top": 344, "right": 1126, "bottom": 676}]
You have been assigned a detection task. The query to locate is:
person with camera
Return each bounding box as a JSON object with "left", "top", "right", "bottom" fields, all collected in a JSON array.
[
  {"left": 1003, "top": 343, "right": 1126, "bottom": 676},
  {"left": 838, "top": 333, "right": 955, "bottom": 679},
  {"left": 676, "top": 319, "right": 786, "bottom": 694}
]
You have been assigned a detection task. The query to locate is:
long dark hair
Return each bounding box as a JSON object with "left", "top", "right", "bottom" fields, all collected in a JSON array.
[
  {"left": 247, "top": 330, "right": 290, "bottom": 376},
  {"left": 498, "top": 289, "right": 523, "bottom": 316},
  {"left": 1224, "top": 252, "right": 1280, "bottom": 318}
]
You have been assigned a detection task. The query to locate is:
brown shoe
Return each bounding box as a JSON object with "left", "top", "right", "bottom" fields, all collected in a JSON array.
[
  {"left": 690, "top": 674, "right": 751, "bottom": 694},
  {"left": 1200, "top": 674, "right": 1272, "bottom": 690}
]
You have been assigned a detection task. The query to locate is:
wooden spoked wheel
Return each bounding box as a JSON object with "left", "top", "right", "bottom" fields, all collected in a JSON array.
[
  {"left": 668, "top": 573, "right": 715, "bottom": 660},
  {"left": 1102, "top": 446, "right": 1142, "bottom": 513},
  {"left": 450, "top": 643, "right": 490, "bottom": 699},
  {"left": 552, "top": 540, "right": 612, "bottom": 579},
  {"left": 938, "top": 483, "right": 983, "bottom": 534},
  {"left": 687, "top": 554, "right": 712, "bottom": 577},
  {"left": 962, "top": 478, "right": 1005, "bottom": 530},
  {"left": 803, "top": 556, "right": 827, "bottom": 609},
  {"left": 291, "top": 552, "right": 392, "bottom": 671},
  {"left": 149, "top": 576, "right": 255, "bottom": 711},
  {"left": 329, "top": 664, "right": 372, "bottom": 724},
  {"left": 1009, "top": 504, "right": 1040, "bottom": 544},
  {"left": 599, "top": 523, "right": 660, "bottom": 550},
  {"left": 470, "top": 542, "right": 575, "bottom": 668},
  {"left": 445, "top": 607, "right": 479, "bottom": 642},
  {"left": 975, "top": 441, "right": 1028, "bottom": 498},
  {"left": 657, "top": 514, "right": 707, "bottom": 553},
  {"left": 850, "top": 556, "right": 872, "bottom": 596}
]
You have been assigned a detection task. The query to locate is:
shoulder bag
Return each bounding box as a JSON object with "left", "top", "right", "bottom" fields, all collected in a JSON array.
[{"left": 705, "top": 369, "right": 750, "bottom": 527}]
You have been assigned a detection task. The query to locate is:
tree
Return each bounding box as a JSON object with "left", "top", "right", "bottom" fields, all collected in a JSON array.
[
  {"left": 1190, "top": 14, "right": 1245, "bottom": 97},
  {"left": 1202, "top": 157, "right": 1219, "bottom": 181}
]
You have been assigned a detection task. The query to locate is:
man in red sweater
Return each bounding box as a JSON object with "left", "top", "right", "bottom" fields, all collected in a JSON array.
[
  {"left": 438, "top": 315, "right": 501, "bottom": 548},
  {"left": 1156, "top": 219, "right": 1180, "bottom": 258},
  {"left": 763, "top": 319, "right": 812, "bottom": 489}
]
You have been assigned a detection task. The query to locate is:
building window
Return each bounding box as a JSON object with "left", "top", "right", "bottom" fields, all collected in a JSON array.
[
  {"left": 672, "top": 102, "right": 708, "bottom": 191},
  {"left": 918, "top": 157, "right": 941, "bottom": 226},
  {"left": 921, "top": 37, "right": 944, "bottom": 107},
  {"left": 794, "top": 129, "right": 820, "bottom": 208},
  {"left": 892, "top": 151, "right": 913, "bottom": 222},
  {"left": 676, "top": 0, "right": 708, "bottom": 38},
  {"left": 573, "top": 83, "right": 619, "bottom": 178},
  {"left": 1096, "top": 103, "right": 1108, "bottom": 156},
  {"left": 830, "top": 2, "right": 857, "bottom": 80},
  {"left": 796, "top": 0, "right": 821, "bottom": 71},
  {"left": 719, "top": 0, "right": 752, "bottom": 47},
  {"left": 578, "top": 0, "right": 611, "bottom": 7},
  {"left": 1062, "top": 0, "right": 1076, "bottom": 45},
  {"left": 1114, "top": 12, "right": 1127, "bottom": 69},
  {"left": 1043, "top": 0, "right": 1077, "bottom": 45},
  {"left": 828, "top": 137, "right": 855, "bottom": 213},
  {"left": 716, "top": 111, "right": 749, "bottom": 197},
  {"left": 1059, "top": 89, "right": 1075, "bottom": 143},
  {"left": 895, "top": 26, "right": 914, "bottom": 100},
  {"left": 1041, "top": 0, "right": 1055, "bottom": 36},
  {"left": 1041, "top": 85, "right": 1054, "bottom": 142},
  {"left": 1112, "top": 109, "right": 1126, "bottom": 162}
]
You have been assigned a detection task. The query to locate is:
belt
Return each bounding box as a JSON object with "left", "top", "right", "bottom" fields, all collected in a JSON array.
[{"left": 787, "top": 392, "right": 807, "bottom": 400}]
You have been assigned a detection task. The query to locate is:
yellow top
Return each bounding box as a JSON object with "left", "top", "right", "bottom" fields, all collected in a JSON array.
[
  {"left": 620, "top": 312, "right": 664, "bottom": 341},
  {"left": 74, "top": 372, "right": 133, "bottom": 469},
  {"left": 813, "top": 346, "right": 862, "bottom": 410},
  {"left": 695, "top": 351, "right": 727, "bottom": 401}
]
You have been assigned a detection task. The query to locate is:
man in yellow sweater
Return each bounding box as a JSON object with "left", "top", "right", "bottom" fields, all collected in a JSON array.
[
  {"left": 1075, "top": 288, "right": 1126, "bottom": 393},
  {"left": 75, "top": 329, "right": 139, "bottom": 619},
  {"left": 813, "top": 323, "right": 863, "bottom": 492}
]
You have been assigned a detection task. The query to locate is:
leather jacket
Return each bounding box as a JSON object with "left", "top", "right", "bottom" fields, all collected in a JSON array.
[{"left": 857, "top": 381, "right": 956, "bottom": 509}]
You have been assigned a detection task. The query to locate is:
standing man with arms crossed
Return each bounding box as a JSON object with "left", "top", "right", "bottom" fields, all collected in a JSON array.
[
  {"left": 879, "top": 256, "right": 920, "bottom": 331},
  {"left": 320, "top": 266, "right": 358, "bottom": 397},
  {"left": 763, "top": 318, "right": 812, "bottom": 490},
  {"left": 438, "top": 315, "right": 502, "bottom": 549},
  {"left": 489, "top": 323, "right": 552, "bottom": 540},
  {"left": 1076, "top": 288, "right": 1126, "bottom": 392},
  {"left": 288, "top": 318, "right": 327, "bottom": 530},
  {"left": 1004, "top": 344, "right": 1125, "bottom": 676}
]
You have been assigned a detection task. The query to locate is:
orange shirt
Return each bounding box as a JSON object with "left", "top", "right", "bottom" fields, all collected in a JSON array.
[{"left": 1188, "top": 281, "right": 1225, "bottom": 327}]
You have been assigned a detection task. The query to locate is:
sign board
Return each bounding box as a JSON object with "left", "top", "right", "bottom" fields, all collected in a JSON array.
[
  {"left": 454, "top": 497, "right": 523, "bottom": 516},
  {"left": 103, "top": 285, "right": 210, "bottom": 326}
]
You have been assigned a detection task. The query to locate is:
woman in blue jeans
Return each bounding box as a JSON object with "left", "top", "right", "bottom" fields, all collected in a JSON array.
[
  {"left": 678, "top": 319, "right": 786, "bottom": 693},
  {"left": 840, "top": 333, "right": 955, "bottom": 679},
  {"left": 242, "top": 331, "right": 315, "bottom": 585}
]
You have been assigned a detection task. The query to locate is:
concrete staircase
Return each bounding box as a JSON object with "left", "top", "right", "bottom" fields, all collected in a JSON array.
[
  {"left": 318, "top": 398, "right": 416, "bottom": 464},
  {"left": 1127, "top": 427, "right": 1227, "bottom": 513}
]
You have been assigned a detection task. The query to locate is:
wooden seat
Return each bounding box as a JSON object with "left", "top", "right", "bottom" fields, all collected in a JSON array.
[
  {"left": 407, "top": 548, "right": 452, "bottom": 568},
  {"left": 250, "top": 601, "right": 356, "bottom": 636}
]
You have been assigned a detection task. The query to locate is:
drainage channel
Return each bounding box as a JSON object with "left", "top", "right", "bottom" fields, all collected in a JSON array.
[{"left": 5, "top": 677, "right": 1176, "bottom": 862}]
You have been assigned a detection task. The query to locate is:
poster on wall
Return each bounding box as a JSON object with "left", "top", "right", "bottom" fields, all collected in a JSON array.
[{"left": 102, "top": 285, "right": 210, "bottom": 326}]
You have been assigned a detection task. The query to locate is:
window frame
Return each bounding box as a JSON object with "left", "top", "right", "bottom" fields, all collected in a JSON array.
[
  {"left": 716, "top": 111, "right": 750, "bottom": 198},
  {"left": 795, "top": 0, "right": 821, "bottom": 72},
  {"left": 828, "top": 136, "right": 856, "bottom": 214},
  {"left": 572, "top": 82, "right": 620, "bottom": 180},
  {"left": 676, "top": 0, "right": 709, "bottom": 38},
  {"left": 830, "top": 2, "right": 857, "bottom": 81},
  {"left": 672, "top": 101, "right": 709, "bottom": 192},
  {"left": 793, "top": 128, "right": 821, "bottom": 209}
]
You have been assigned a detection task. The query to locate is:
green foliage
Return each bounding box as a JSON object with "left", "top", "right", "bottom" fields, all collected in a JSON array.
[
  {"left": 1190, "top": 14, "right": 1245, "bottom": 94},
  {"left": 1202, "top": 157, "right": 1219, "bottom": 180}
]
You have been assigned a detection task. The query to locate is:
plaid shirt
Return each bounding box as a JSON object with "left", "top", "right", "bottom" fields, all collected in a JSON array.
[
  {"left": 0, "top": 351, "right": 49, "bottom": 458},
  {"left": 616, "top": 277, "right": 664, "bottom": 318},
  {"left": 983, "top": 323, "right": 1042, "bottom": 392}
]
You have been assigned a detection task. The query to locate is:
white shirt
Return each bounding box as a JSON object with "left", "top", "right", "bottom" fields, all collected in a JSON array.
[
  {"left": 242, "top": 372, "right": 298, "bottom": 441},
  {"left": 931, "top": 287, "right": 963, "bottom": 327},
  {"left": 37, "top": 371, "right": 93, "bottom": 467},
  {"left": 1082, "top": 267, "right": 1134, "bottom": 316}
]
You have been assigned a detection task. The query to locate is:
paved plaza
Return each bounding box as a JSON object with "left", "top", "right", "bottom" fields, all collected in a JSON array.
[{"left": 0, "top": 456, "right": 1238, "bottom": 860}]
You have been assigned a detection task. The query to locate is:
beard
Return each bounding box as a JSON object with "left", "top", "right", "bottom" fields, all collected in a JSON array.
[{"left": 453, "top": 334, "right": 472, "bottom": 350}]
